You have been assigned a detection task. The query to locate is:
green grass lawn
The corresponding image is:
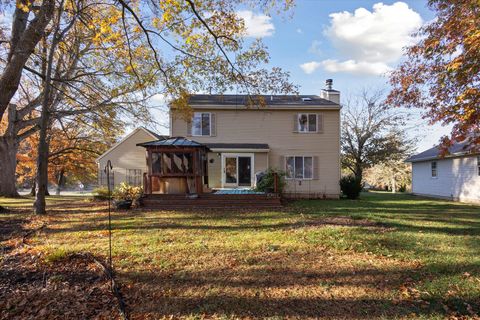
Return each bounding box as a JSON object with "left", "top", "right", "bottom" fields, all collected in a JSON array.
[
  {"left": 0, "top": 195, "right": 90, "bottom": 208},
  {"left": 1, "top": 192, "right": 479, "bottom": 319}
]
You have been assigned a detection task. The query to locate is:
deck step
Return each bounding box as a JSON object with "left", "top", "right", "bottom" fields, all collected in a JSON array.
[{"left": 141, "top": 193, "right": 282, "bottom": 209}]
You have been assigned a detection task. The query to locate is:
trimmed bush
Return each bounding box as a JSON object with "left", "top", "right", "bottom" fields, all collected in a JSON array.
[
  {"left": 92, "top": 187, "right": 111, "bottom": 200},
  {"left": 113, "top": 182, "right": 143, "bottom": 208},
  {"left": 255, "top": 169, "right": 286, "bottom": 194},
  {"left": 340, "top": 175, "right": 363, "bottom": 199}
]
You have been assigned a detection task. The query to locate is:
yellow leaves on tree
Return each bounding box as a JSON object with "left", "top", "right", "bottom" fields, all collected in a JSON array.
[{"left": 388, "top": 0, "right": 480, "bottom": 152}]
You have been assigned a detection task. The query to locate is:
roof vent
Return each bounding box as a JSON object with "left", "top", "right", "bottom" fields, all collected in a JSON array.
[{"left": 302, "top": 97, "right": 312, "bottom": 102}]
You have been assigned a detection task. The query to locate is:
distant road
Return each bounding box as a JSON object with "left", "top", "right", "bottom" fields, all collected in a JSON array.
[{"left": 17, "top": 189, "right": 94, "bottom": 196}]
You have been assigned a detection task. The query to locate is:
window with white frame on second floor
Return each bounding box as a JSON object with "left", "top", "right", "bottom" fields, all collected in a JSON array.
[
  {"left": 285, "top": 156, "right": 313, "bottom": 179},
  {"left": 192, "top": 112, "right": 211, "bottom": 136},
  {"left": 431, "top": 161, "right": 437, "bottom": 178},
  {"left": 297, "top": 114, "right": 317, "bottom": 133}
]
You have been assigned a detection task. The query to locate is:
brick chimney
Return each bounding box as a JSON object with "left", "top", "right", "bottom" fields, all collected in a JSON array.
[{"left": 320, "top": 79, "right": 340, "bottom": 104}]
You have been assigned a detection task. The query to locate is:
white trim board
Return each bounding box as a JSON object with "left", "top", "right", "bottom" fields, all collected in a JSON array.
[{"left": 209, "top": 148, "right": 269, "bottom": 153}]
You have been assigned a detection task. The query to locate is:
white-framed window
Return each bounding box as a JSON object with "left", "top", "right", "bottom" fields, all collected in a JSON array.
[
  {"left": 431, "top": 161, "right": 437, "bottom": 178},
  {"left": 192, "top": 112, "right": 211, "bottom": 136},
  {"left": 297, "top": 113, "right": 317, "bottom": 133},
  {"left": 285, "top": 156, "right": 313, "bottom": 179}
]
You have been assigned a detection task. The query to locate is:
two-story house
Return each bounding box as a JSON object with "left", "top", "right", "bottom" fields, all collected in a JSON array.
[
  {"left": 97, "top": 80, "right": 341, "bottom": 198},
  {"left": 169, "top": 81, "right": 341, "bottom": 198}
]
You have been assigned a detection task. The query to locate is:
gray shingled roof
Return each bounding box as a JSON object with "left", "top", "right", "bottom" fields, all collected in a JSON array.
[
  {"left": 406, "top": 140, "right": 477, "bottom": 162},
  {"left": 137, "top": 137, "right": 207, "bottom": 148},
  {"left": 188, "top": 94, "right": 337, "bottom": 106},
  {"left": 205, "top": 143, "right": 269, "bottom": 149}
]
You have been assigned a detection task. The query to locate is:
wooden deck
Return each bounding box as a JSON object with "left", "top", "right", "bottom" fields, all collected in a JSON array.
[{"left": 141, "top": 193, "right": 282, "bottom": 210}]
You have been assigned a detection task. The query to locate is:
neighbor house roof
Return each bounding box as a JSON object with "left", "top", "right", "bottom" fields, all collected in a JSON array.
[
  {"left": 406, "top": 140, "right": 479, "bottom": 163},
  {"left": 137, "top": 137, "right": 207, "bottom": 148},
  {"left": 96, "top": 127, "right": 167, "bottom": 161},
  {"left": 180, "top": 94, "right": 340, "bottom": 110}
]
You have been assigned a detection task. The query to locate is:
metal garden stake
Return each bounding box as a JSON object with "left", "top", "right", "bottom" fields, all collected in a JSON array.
[{"left": 104, "top": 160, "right": 113, "bottom": 273}]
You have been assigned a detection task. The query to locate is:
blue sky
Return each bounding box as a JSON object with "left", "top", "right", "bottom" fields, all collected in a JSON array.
[
  {"left": 233, "top": 0, "right": 449, "bottom": 152},
  {"left": 0, "top": 1, "right": 449, "bottom": 151}
]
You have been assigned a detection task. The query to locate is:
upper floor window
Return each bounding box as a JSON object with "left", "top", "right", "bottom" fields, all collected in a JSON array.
[
  {"left": 431, "top": 161, "right": 437, "bottom": 178},
  {"left": 297, "top": 114, "right": 317, "bottom": 133},
  {"left": 285, "top": 156, "right": 313, "bottom": 180},
  {"left": 192, "top": 112, "right": 211, "bottom": 136}
]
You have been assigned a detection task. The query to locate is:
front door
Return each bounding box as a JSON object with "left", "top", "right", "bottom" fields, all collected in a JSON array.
[{"left": 222, "top": 154, "right": 253, "bottom": 188}]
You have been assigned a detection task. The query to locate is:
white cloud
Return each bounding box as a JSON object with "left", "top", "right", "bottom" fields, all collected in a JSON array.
[
  {"left": 308, "top": 40, "right": 322, "bottom": 55},
  {"left": 300, "top": 61, "right": 322, "bottom": 74},
  {"left": 149, "top": 94, "right": 167, "bottom": 106},
  {"left": 237, "top": 10, "right": 275, "bottom": 38},
  {"left": 321, "top": 59, "right": 391, "bottom": 76},
  {"left": 296, "top": 28, "right": 303, "bottom": 34},
  {"left": 301, "top": 2, "right": 423, "bottom": 76}
]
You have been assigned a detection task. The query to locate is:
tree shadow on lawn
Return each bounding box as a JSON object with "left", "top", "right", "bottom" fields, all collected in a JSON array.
[
  {"left": 119, "top": 262, "right": 480, "bottom": 319},
  {"left": 291, "top": 193, "right": 479, "bottom": 217},
  {"left": 42, "top": 215, "right": 388, "bottom": 235},
  {"left": 42, "top": 212, "right": 480, "bottom": 238}
]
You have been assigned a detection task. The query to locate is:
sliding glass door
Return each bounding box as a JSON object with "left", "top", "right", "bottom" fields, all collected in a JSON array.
[{"left": 222, "top": 154, "right": 253, "bottom": 188}]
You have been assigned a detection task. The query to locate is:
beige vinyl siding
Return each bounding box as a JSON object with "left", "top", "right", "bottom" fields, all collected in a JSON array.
[
  {"left": 254, "top": 153, "right": 269, "bottom": 175},
  {"left": 171, "top": 108, "right": 341, "bottom": 197},
  {"left": 206, "top": 152, "right": 222, "bottom": 188},
  {"left": 97, "top": 129, "right": 152, "bottom": 187}
]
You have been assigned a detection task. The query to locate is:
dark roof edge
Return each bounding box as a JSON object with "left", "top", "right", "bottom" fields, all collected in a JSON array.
[{"left": 406, "top": 151, "right": 480, "bottom": 162}]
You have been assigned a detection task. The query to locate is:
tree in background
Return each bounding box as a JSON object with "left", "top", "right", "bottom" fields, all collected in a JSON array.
[
  {"left": 388, "top": 0, "right": 479, "bottom": 152},
  {"left": 364, "top": 161, "right": 412, "bottom": 193},
  {"left": 16, "top": 118, "right": 120, "bottom": 195},
  {"left": 0, "top": 0, "right": 297, "bottom": 214},
  {"left": 341, "top": 89, "right": 415, "bottom": 183}
]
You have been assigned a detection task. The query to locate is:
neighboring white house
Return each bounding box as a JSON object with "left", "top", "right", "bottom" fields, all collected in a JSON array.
[
  {"left": 96, "top": 127, "right": 167, "bottom": 187},
  {"left": 406, "top": 141, "right": 480, "bottom": 204}
]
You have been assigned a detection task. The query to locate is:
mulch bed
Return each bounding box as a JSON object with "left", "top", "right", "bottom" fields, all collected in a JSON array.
[{"left": 0, "top": 218, "right": 122, "bottom": 320}]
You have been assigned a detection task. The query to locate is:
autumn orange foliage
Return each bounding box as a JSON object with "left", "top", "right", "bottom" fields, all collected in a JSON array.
[
  {"left": 388, "top": 0, "right": 479, "bottom": 153},
  {"left": 16, "top": 124, "right": 116, "bottom": 189}
]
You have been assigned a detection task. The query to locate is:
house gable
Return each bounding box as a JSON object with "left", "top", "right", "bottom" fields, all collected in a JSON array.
[{"left": 96, "top": 127, "right": 165, "bottom": 162}]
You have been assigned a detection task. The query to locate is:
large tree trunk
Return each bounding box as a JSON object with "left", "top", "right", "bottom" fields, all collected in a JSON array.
[
  {"left": 354, "top": 163, "right": 363, "bottom": 183},
  {"left": 34, "top": 120, "right": 49, "bottom": 214},
  {"left": 55, "top": 169, "right": 64, "bottom": 195},
  {"left": 0, "top": 136, "right": 19, "bottom": 197},
  {"left": 30, "top": 181, "right": 36, "bottom": 196},
  {"left": 0, "top": 1, "right": 54, "bottom": 121}
]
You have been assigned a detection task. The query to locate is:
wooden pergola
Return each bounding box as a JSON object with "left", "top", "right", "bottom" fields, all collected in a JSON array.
[{"left": 137, "top": 137, "right": 209, "bottom": 195}]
